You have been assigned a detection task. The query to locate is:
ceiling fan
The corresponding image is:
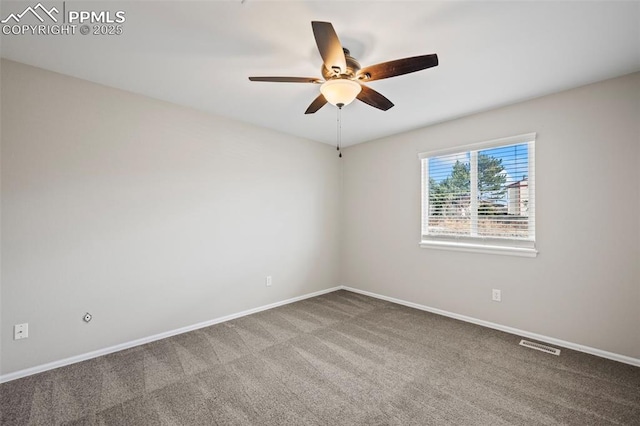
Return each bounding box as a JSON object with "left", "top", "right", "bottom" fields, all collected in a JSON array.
[{"left": 249, "top": 21, "right": 438, "bottom": 114}]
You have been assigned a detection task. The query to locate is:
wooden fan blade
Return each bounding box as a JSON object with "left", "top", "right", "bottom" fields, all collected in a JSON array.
[
  {"left": 357, "top": 54, "right": 438, "bottom": 82},
  {"left": 357, "top": 85, "right": 394, "bottom": 111},
  {"left": 305, "top": 94, "right": 328, "bottom": 114},
  {"left": 311, "top": 21, "right": 347, "bottom": 74},
  {"left": 249, "top": 76, "right": 322, "bottom": 83}
]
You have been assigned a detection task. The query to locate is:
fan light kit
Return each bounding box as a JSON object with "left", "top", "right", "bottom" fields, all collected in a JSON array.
[
  {"left": 249, "top": 21, "right": 439, "bottom": 155},
  {"left": 320, "top": 79, "right": 362, "bottom": 107}
]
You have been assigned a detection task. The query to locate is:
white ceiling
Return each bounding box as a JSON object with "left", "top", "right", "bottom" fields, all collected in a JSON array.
[{"left": 2, "top": 1, "right": 639, "bottom": 147}]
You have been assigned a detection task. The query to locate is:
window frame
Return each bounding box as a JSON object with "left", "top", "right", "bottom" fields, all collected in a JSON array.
[{"left": 418, "top": 133, "right": 537, "bottom": 257}]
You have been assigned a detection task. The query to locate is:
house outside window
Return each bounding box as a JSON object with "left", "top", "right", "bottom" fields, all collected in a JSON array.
[{"left": 419, "top": 133, "right": 536, "bottom": 257}]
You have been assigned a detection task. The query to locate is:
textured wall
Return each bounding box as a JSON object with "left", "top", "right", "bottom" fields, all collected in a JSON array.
[
  {"left": 342, "top": 72, "right": 640, "bottom": 359},
  {"left": 1, "top": 60, "right": 341, "bottom": 374}
]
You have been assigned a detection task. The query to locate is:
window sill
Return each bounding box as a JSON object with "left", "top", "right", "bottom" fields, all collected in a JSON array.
[{"left": 419, "top": 240, "right": 538, "bottom": 257}]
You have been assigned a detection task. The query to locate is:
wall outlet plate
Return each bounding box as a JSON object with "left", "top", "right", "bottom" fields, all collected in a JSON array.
[
  {"left": 492, "top": 289, "right": 502, "bottom": 302},
  {"left": 14, "top": 323, "right": 28, "bottom": 340},
  {"left": 266, "top": 276, "right": 272, "bottom": 287}
]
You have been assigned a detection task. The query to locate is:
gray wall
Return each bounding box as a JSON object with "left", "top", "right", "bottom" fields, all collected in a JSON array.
[
  {"left": 342, "top": 72, "right": 640, "bottom": 359},
  {"left": 2, "top": 59, "right": 638, "bottom": 376},
  {"left": 1, "top": 60, "right": 341, "bottom": 374}
]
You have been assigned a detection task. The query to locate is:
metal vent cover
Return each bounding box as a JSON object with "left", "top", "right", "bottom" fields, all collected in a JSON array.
[{"left": 519, "top": 339, "right": 561, "bottom": 356}]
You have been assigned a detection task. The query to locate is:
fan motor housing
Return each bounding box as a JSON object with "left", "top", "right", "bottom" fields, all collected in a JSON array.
[{"left": 322, "top": 48, "right": 361, "bottom": 80}]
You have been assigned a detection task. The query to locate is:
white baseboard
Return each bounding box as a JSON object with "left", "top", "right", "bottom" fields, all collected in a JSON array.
[
  {"left": 0, "top": 286, "right": 341, "bottom": 384},
  {"left": 341, "top": 286, "right": 640, "bottom": 367},
  {"left": 3, "top": 284, "right": 637, "bottom": 383}
]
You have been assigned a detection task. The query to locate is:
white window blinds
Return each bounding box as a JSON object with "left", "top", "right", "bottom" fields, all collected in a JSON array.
[{"left": 419, "top": 133, "right": 536, "bottom": 254}]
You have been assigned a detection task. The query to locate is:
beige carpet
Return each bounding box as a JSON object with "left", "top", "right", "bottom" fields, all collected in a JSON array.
[{"left": 1, "top": 290, "right": 639, "bottom": 425}]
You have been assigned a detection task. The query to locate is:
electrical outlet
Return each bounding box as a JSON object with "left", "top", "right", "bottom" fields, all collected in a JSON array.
[
  {"left": 492, "top": 289, "right": 502, "bottom": 302},
  {"left": 14, "top": 323, "right": 28, "bottom": 340},
  {"left": 266, "top": 275, "right": 272, "bottom": 287}
]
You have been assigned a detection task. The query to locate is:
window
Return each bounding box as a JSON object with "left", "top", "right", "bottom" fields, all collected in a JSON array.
[{"left": 419, "top": 133, "right": 536, "bottom": 257}]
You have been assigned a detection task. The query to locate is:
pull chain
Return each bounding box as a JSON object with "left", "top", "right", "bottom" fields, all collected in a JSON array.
[{"left": 336, "top": 103, "right": 343, "bottom": 158}]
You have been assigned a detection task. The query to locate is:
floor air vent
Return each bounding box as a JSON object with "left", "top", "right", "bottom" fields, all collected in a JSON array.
[{"left": 519, "top": 339, "right": 561, "bottom": 356}]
